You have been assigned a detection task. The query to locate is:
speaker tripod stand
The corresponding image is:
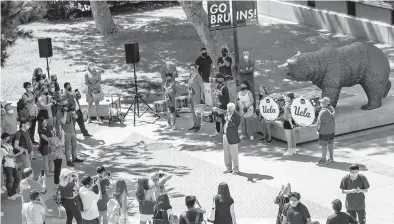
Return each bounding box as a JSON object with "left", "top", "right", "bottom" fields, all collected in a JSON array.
[{"left": 123, "top": 63, "right": 160, "bottom": 126}]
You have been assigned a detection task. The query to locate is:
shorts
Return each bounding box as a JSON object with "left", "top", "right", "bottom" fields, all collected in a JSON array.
[
  {"left": 283, "top": 120, "right": 294, "bottom": 130},
  {"left": 319, "top": 133, "right": 335, "bottom": 144},
  {"left": 167, "top": 106, "right": 175, "bottom": 113},
  {"left": 140, "top": 214, "right": 153, "bottom": 222}
]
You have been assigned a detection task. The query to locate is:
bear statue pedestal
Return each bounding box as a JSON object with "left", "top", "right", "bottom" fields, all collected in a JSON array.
[{"left": 271, "top": 88, "right": 394, "bottom": 144}]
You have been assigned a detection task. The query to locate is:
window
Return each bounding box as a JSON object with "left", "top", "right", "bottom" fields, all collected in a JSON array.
[
  {"left": 347, "top": 1, "right": 356, "bottom": 16},
  {"left": 307, "top": 1, "right": 316, "bottom": 8}
]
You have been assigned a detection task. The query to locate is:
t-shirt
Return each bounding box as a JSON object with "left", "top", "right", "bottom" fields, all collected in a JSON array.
[
  {"left": 79, "top": 186, "right": 100, "bottom": 220},
  {"left": 326, "top": 211, "right": 358, "bottom": 224},
  {"left": 179, "top": 209, "right": 204, "bottom": 224},
  {"left": 20, "top": 179, "right": 45, "bottom": 203},
  {"left": 318, "top": 106, "right": 335, "bottom": 134},
  {"left": 282, "top": 202, "right": 311, "bottom": 224},
  {"left": 195, "top": 56, "right": 213, "bottom": 82},
  {"left": 1, "top": 113, "right": 18, "bottom": 135},
  {"left": 217, "top": 56, "right": 232, "bottom": 76},
  {"left": 15, "top": 129, "right": 33, "bottom": 153},
  {"left": 59, "top": 182, "right": 76, "bottom": 198},
  {"left": 340, "top": 174, "right": 370, "bottom": 211},
  {"left": 57, "top": 111, "right": 75, "bottom": 134},
  {"left": 22, "top": 202, "right": 46, "bottom": 224},
  {"left": 94, "top": 177, "right": 111, "bottom": 211},
  {"left": 1, "top": 143, "right": 16, "bottom": 168},
  {"left": 216, "top": 84, "right": 230, "bottom": 110},
  {"left": 37, "top": 94, "right": 53, "bottom": 118}
]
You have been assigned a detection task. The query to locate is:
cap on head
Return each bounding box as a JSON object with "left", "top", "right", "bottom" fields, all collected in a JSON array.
[
  {"left": 319, "top": 97, "right": 331, "bottom": 105},
  {"left": 221, "top": 48, "right": 228, "bottom": 53},
  {"left": 215, "top": 73, "right": 225, "bottom": 79}
]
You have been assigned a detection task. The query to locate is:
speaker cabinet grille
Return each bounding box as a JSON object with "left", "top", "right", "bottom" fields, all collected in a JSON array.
[
  {"left": 125, "top": 43, "right": 140, "bottom": 64},
  {"left": 38, "top": 38, "right": 53, "bottom": 58}
]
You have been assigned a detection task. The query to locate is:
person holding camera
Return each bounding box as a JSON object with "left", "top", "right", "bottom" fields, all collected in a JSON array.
[
  {"left": 20, "top": 168, "right": 47, "bottom": 203},
  {"left": 64, "top": 82, "right": 92, "bottom": 137},
  {"left": 58, "top": 168, "right": 83, "bottom": 224},
  {"left": 57, "top": 96, "right": 84, "bottom": 167},
  {"left": 14, "top": 119, "right": 33, "bottom": 168},
  {"left": 94, "top": 166, "right": 111, "bottom": 224},
  {"left": 22, "top": 189, "right": 49, "bottom": 224},
  {"left": 150, "top": 170, "right": 173, "bottom": 200},
  {"left": 79, "top": 174, "right": 103, "bottom": 224}
]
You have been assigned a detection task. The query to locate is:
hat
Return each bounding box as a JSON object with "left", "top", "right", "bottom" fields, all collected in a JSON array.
[
  {"left": 221, "top": 48, "right": 228, "bottom": 53},
  {"left": 319, "top": 97, "right": 331, "bottom": 105},
  {"left": 215, "top": 73, "right": 225, "bottom": 79}
]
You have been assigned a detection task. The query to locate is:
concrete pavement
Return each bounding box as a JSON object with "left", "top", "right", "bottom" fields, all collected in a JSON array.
[{"left": 1, "top": 112, "right": 393, "bottom": 224}]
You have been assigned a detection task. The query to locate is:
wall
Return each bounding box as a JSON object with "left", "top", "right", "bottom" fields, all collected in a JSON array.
[{"left": 258, "top": 0, "right": 394, "bottom": 45}]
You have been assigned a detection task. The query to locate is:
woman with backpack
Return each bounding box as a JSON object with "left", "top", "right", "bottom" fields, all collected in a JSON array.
[
  {"left": 153, "top": 193, "right": 176, "bottom": 224},
  {"left": 107, "top": 180, "right": 128, "bottom": 224},
  {"left": 136, "top": 178, "right": 155, "bottom": 224}
]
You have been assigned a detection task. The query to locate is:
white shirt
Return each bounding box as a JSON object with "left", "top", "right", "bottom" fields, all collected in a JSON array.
[
  {"left": 22, "top": 202, "right": 46, "bottom": 224},
  {"left": 1, "top": 143, "right": 16, "bottom": 168},
  {"left": 79, "top": 186, "right": 100, "bottom": 220}
]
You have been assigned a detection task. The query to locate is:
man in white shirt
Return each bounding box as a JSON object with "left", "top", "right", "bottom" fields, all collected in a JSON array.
[
  {"left": 22, "top": 189, "right": 48, "bottom": 224},
  {"left": 79, "top": 175, "right": 102, "bottom": 224}
]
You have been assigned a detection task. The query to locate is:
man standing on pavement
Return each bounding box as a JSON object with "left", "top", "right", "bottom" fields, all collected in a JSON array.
[
  {"left": 20, "top": 168, "right": 47, "bottom": 203},
  {"left": 58, "top": 96, "right": 84, "bottom": 167},
  {"left": 223, "top": 103, "right": 241, "bottom": 175},
  {"left": 326, "top": 199, "right": 358, "bottom": 224},
  {"left": 217, "top": 48, "right": 232, "bottom": 77},
  {"left": 1, "top": 103, "right": 18, "bottom": 138},
  {"left": 282, "top": 192, "right": 312, "bottom": 224},
  {"left": 22, "top": 82, "right": 39, "bottom": 144},
  {"left": 340, "top": 164, "right": 370, "bottom": 224},
  {"left": 195, "top": 47, "right": 213, "bottom": 83},
  {"left": 238, "top": 50, "right": 256, "bottom": 110},
  {"left": 64, "top": 82, "right": 92, "bottom": 137},
  {"left": 13, "top": 119, "right": 33, "bottom": 168},
  {"left": 316, "top": 97, "right": 336, "bottom": 166}
]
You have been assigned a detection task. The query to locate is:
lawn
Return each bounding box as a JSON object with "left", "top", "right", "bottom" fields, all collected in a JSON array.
[{"left": 1, "top": 6, "right": 384, "bottom": 102}]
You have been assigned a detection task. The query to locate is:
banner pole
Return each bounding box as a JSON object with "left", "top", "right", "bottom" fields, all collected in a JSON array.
[{"left": 231, "top": 0, "right": 240, "bottom": 85}]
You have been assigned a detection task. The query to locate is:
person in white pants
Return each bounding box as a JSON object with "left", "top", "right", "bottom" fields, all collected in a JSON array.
[{"left": 223, "top": 103, "right": 241, "bottom": 175}]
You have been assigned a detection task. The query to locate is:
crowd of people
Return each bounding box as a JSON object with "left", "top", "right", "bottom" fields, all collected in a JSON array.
[{"left": 0, "top": 48, "right": 369, "bottom": 224}]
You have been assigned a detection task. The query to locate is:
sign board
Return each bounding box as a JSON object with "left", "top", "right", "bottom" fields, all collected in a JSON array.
[
  {"left": 204, "top": 82, "right": 215, "bottom": 106},
  {"left": 208, "top": 0, "right": 258, "bottom": 31},
  {"left": 290, "top": 97, "right": 316, "bottom": 127},
  {"left": 208, "top": 1, "right": 232, "bottom": 30},
  {"left": 232, "top": 1, "right": 258, "bottom": 27},
  {"left": 259, "top": 97, "right": 280, "bottom": 121}
]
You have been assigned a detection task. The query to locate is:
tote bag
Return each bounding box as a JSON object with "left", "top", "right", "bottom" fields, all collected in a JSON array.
[{"left": 207, "top": 198, "right": 216, "bottom": 223}]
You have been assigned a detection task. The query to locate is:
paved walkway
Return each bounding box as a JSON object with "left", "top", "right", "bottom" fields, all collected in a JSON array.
[{"left": 3, "top": 110, "right": 392, "bottom": 224}]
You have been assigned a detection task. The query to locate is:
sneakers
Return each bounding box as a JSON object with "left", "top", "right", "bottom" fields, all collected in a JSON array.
[
  {"left": 233, "top": 170, "right": 240, "bottom": 175},
  {"left": 165, "top": 125, "right": 172, "bottom": 129},
  {"left": 171, "top": 125, "right": 176, "bottom": 130},
  {"left": 194, "top": 127, "right": 201, "bottom": 133},
  {"left": 223, "top": 170, "right": 233, "bottom": 174},
  {"left": 14, "top": 193, "right": 21, "bottom": 197},
  {"left": 292, "top": 148, "right": 298, "bottom": 154},
  {"left": 209, "top": 131, "right": 220, "bottom": 137},
  {"left": 73, "top": 158, "right": 84, "bottom": 163},
  {"left": 240, "top": 135, "right": 247, "bottom": 140},
  {"left": 316, "top": 159, "right": 328, "bottom": 166},
  {"left": 283, "top": 150, "right": 294, "bottom": 156},
  {"left": 8, "top": 195, "right": 17, "bottom": 200},
  {"left": 327, "top": 158, "right": 334, "bottom": 163},
  {"left": 188, "top": 127, "right": 196, "bottom": 131},
  {"left": 250, "top": 136, "right": 254, "bottom": 141},
  {"left": 266, "top": 139, "right": 273, "bottom": 143},
  {"left": 67, "top": 161, "right": 75, "bottom": 167}
]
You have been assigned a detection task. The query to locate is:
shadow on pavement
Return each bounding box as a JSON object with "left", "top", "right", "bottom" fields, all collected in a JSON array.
[{"left": 238, "top": 172, "right": 274, "bottom": 183}]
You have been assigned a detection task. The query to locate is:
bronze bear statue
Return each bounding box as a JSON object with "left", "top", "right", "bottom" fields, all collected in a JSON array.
[{"left": 277, "top": 42, "right": 391, "bottom": 110}]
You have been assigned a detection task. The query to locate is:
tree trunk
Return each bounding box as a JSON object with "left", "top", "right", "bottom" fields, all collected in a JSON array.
[
  {"left": 179, "top": 0, "right": 233, "bottom": 69},
  {"left": 89, "top": 1, "right": 118, "bottom": 35}
]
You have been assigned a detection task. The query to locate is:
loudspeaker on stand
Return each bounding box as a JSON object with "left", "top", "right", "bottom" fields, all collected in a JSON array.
[
  {"left": 38, "top": 38, "right": 53, "bottom": 58},
  {"left": 125, "top": 43, "right": 140, "bottom": 64}
]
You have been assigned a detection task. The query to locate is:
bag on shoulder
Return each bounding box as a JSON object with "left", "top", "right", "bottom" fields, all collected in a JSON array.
[
  {"left": 74, "top": 193, "right": 84, "bottom": 212},
  {"left": 153, "top": 209, "right": 169, "bottom": 224},
  {"left": 53, "top": 187, "right": 64, "bottom": 206},
  {"left": 183, "top": 212, "right": 200, "bottom": 224},
  {"left": 107, "top": 199, "right": 121, "bottom": 224}
]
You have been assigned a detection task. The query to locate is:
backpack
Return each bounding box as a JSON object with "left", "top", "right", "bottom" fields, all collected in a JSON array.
[
  {"left": 153, "top": 209, "right": 170, "bottom": 224},
  {"left": 16, "top": 93, "right": 29, "bottom": 115},
  {"left": 52, "top": 187, "right": 65, "bottom": 206},
  {"left": 74, "top": 192, "right": 84, "bottom": 212},
  {"left": 183, "top": 212, "right": 200, "bottom": 224},
  {"left": 107, "top": 199, "right": 121, "bottom": 224}
]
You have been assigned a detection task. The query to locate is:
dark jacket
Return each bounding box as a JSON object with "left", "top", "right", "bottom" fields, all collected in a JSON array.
[
  {"left": 217, "top": 84, "right": 230, "bottom": 110},
  {"left": 326, "top": 211, "right": 358, "bottom": 224},
  {"left": 225, "top": 112, "right": 241, "bottom": 145}
]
